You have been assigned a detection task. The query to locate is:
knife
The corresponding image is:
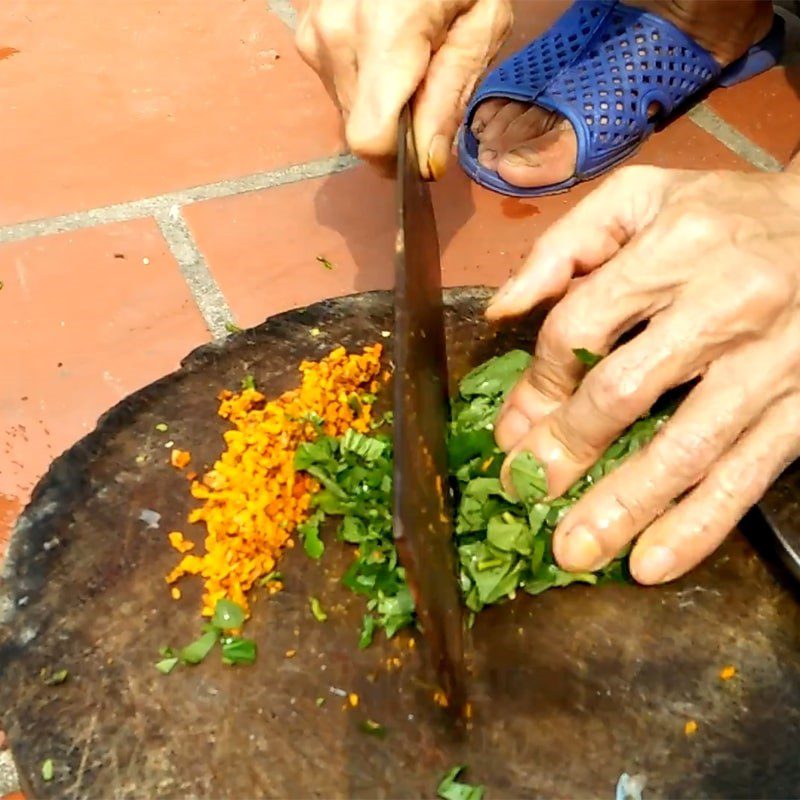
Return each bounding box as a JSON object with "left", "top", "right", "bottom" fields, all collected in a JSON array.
[{"left": 393, "top": 107, "right": 467, "bottom": 715}]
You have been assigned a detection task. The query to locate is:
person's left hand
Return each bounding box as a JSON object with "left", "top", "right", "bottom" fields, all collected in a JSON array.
[{"left": 487, "top": 164, "right": 800, "bottom": 585}]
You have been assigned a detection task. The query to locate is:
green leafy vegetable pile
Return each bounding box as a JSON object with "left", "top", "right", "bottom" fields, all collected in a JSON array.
[{"left": 294, "top": 349, "right": 671, "bottom": 646}]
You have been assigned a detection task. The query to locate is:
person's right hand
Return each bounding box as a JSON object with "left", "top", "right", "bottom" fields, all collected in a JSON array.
[{"left": 295, "top": 0, "right": 513, "bottom": 179}]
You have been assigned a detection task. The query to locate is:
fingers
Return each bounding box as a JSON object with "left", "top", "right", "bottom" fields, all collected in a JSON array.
[
  {"left": 485, "top": 165, "right": 673, "bottom": 321},
  {"left": 413, "top": 0, "right": 513, "bottom": 179},
  {"left": 296, "top": 0, "right": 359, "bottom": 116},
  {"left": 548, "top": 333, "right": 798, "bottom": 578},
  {"left": 630, "top": 391, "right": 800, "bottom": 584},
  {"left": 493, "top": 208, "right": 688, "bottom": 457}
]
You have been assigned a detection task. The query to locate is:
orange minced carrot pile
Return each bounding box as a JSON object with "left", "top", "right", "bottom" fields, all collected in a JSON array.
[{"left": 166, "top": 344, "right": 384, "bottom": 617}]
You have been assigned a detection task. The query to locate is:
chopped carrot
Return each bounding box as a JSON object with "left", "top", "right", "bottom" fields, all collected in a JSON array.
[
  {"left": 348, "top": 693, "right": 359, "bottom": 708},
  {"left": 433, "top": 690, "right": 449, "bottom": 709},
  {"left": 285, "top": 649, "right": 297, "bottom": 659},
  {"left": 171, "top": 587, "right": 181, "bottom": 600},
  {"left": 684, "top": 720, "right": 698, "bottom": 736},
  {"left": 166, "top": 345, "right": 385, "bottom": 617},
  {"left": 167, "top": 531, "right": 194, "bottom": 554},
  {"left": 170, "top": 449, "right": 191, "bottom": 469},
  {"left": 719, "top": 665, "right": 736, "bottom": 681}
]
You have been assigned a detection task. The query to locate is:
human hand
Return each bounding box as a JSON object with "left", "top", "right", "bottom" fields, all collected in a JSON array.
[
  {"left": 488, "top": 165, "right": 800, "bottom": 585},
  {"left": 295, "top": 0, "right": 512, "bottom": 178}
]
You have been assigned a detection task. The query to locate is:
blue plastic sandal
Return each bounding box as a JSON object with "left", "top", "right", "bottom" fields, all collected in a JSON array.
[{"left": 458, "top": 0, "right": 785, "bottom": 197}]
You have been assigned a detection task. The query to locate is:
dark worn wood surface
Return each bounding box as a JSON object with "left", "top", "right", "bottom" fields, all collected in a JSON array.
[{"left": 1, "top": 288, "right": 799, "bottom": 799}]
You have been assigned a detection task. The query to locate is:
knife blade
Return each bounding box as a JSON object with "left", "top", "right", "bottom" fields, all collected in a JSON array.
[{"left": 393, "top": 107, "right": 467, "bottom": 715}]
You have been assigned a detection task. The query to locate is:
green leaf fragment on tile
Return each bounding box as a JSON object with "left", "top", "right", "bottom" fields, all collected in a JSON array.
[
  {"left": 225, "top": 321, "right": 243, "bottom": 334},
  {"left": 298, "top": 511, "right": 325, "bottom": 559},
  {"left": 316, "top": 255, "right": 335, "bottom": 270}
]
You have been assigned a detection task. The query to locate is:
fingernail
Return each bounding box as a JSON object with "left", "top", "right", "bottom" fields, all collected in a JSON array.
[
  {"left": 503, "top": 147, "right": 539, "bottom": 167},
  {"left": 634, "top": 546, "right": 677, "bottom": 584},
  {"left": 495, "top": 407, "right": 532, "bottom": 452},
  {"left": 478, "top": 148, "right": 497, "bottom": 168},
  {"left": 427, "top": 134, "right": 449, "bottom": 181},
  {"left": 561, "top": 525, "right": 604, "bottom": 572}
]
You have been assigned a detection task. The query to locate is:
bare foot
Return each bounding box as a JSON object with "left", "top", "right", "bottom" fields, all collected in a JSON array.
[{"left": 471, "top": 0, "right": 774, "bottom": 188}]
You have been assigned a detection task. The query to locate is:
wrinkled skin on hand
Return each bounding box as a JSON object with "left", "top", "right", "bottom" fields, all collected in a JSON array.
[
  {"left": 295, "top": 0, "right": 512, "bottom": 178},
  {"left": 489, "top": 165, "right": 800, "bottom": 585}
]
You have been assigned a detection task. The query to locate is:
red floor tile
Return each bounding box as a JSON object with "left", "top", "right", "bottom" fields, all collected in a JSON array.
[
  {"left": 707, "top": 66, "right": 800, "bottom": 165},
  {"left": 0, "top": 220, "right": 209, "bottom": 556},
  {"left": 185, "top": 114, "right": 748, "bottom": 329},
  {"left": 0, "top": 0, "right": 344, "bottom": 226}
]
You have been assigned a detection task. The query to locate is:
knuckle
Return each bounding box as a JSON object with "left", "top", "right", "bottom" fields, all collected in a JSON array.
[
  {"left": 654, "top": 425, "right": 717, "bottom": 483},
  {"left": 583, "top": 359, "right": 646, "bottom": 423}
]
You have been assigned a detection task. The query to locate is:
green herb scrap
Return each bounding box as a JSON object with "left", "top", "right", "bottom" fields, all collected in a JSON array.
[
  {"left": 156, "top": 598, "right": 256, "bottom": 673},
  {"left": 294, "top": 349, "right": 671, "bottom": 644},
  {"left": 40, "top": 667, "right": 69, "bottom": 686},
  {"left": 437, "top": 765, "right": 485, "bottom": 800},
  {"left": 41, "top": 758, "right": 55, "bottom": 782},
  {"left": 573, "top": 347, "right": 603, "bottom": 368}
]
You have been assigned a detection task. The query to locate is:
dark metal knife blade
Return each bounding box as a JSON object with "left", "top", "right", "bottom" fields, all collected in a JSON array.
[{"left": 393, "top": 107, "right": 467, "bottom": 714}]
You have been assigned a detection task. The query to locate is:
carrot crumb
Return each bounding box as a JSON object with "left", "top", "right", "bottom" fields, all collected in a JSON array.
[
  {"left": 684, "top": 720, "right": 698, "bottom": 736},
  {"left": 170, "top": 449, "right": 191, "bottom": 469},
  {"left": 347, "top": 693, "right": 359, "bottom": 708},
  {"left": 167, "top": 531, "right": 194, "bottom": 554},
  {"left": 719, "top": 665, "right": 736, "bottom": 681},
  {"left": 285, "top": 649, "right": 297, "bottom": 659},
  {"left": 171, "top": 587, "right": 181, "bottom": 600},
  {"left": 166, "top": 345, "right": 385, "bottom": 618},
  {"left": 433, "top": 690, "right": 449, "bottom": 709}
]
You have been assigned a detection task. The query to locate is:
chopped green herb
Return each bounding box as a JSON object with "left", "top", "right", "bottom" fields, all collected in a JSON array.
[
  {"left": 225, "top": 321, "right": 243, "bottom": 334},
  {"left": 359, "top": 719, "right": 387, "bottom": 738},
  {"left": 221, "top": 637, "right": 257, "bottom": 666},
  {"left": 241, "top": 374, "right": 256, "bottom": 391},
  {"left": 316, "top": 255, "right": 335, "bottom": 270},
  {"left": 259, "top": 570, "right": 282, "bottom": 587},
  {"left": 573, "top": 347, "right": 603, "bottom": 368},
  {"left": 298, "top": 511, "right": 325, "bottom": 559},
  {"left": 41, "top": 759, "right": 54, "bottom": 782},
  {"left": 155, "top": 657, "right": 179, "bottom": 675},
  {"left": 212, "top": 598, "right": 245, "bottom": 631},
  {"left": 310, "top": 596, "right": 328, "bottom": 622},
  {"left": 179, "top": 630, "right": 218, "bottom": 665},
  {"left": 292, "top": 348, "right": 672, "bottom": 644},
  {"left": 437, "top": 766, "right": 484, "bottom": 800},
  {"left": 155, "top": 423, "right": 168, "bottom": 432},
  {"left": 41, "top": 667, "right": 69, "bottom": 686},
  {"left": 316, "top": 696, "right": 326, "bottom": 707}
]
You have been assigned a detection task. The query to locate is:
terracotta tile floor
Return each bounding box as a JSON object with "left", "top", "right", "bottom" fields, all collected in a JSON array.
[{"left": 3, "top": 0, "right": 800, "bottom": 796}]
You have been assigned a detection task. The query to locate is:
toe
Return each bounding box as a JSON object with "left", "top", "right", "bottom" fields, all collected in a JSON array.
[
  {"left": 496, "top": 120, "right": 578, "bottom": 188},
  {"left": 475, "top": 100, "right": 528, "bottom": 169}
]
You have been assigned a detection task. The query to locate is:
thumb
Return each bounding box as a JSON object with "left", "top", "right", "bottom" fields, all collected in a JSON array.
[
  {"left": 413, "top": 0, "right": 513, "bottom": 179},
  {"left": 486, "top": 165, "right": 673, "bottom": 320}
]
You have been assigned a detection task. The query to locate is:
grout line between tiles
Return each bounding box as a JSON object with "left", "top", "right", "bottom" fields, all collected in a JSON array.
[
  {"left": 0, "top": 154, "right": 358, "bottom": 245},
  {"left": 154, "top": 208, "right": 235, "bottom": 339},
  {"left": 688, "top": 103, "right": 784, "bottom": 172},
  {"left": 267, "top": 0, "right": 298, "bottom": 30}
]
